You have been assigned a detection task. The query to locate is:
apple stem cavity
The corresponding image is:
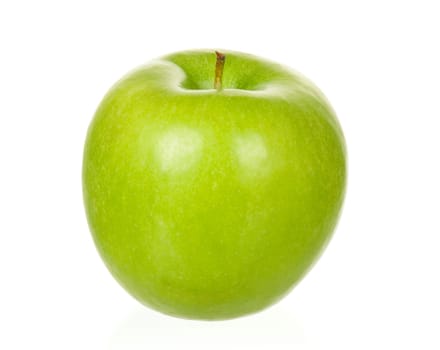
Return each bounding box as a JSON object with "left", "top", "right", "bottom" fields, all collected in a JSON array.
[{"left": 214, "top": 51, "right": 226, "bottom": 91}]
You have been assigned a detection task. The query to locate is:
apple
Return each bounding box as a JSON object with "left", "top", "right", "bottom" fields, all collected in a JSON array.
[{"left": 82, "top": 50, "right": 346, "bottom": 320}]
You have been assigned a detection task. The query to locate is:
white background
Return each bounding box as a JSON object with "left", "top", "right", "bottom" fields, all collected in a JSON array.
[{"left": 1, "top": 1, "right": 439, "bottom": 349}]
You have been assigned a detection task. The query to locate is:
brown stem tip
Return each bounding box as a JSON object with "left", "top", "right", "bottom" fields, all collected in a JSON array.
[{"left": 214, "top": 51, "right": 226, "bottom": 91}]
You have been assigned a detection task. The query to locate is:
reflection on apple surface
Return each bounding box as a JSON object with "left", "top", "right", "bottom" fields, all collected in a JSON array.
[{"left": 156, "top": 127, "right": 203, "bottom": 174}]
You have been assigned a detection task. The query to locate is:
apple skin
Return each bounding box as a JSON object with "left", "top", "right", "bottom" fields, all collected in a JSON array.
[{"left": 83, "top": 50, "right": 346, "bottom": 320}]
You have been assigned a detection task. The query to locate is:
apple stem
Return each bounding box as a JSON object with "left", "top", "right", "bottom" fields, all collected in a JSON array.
[{"left": 214, "top": 51, "right": 225, "bottom": 91}]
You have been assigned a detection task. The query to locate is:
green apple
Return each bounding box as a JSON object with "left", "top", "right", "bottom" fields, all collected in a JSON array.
[{"left": 83, "top": 49, "right": 346, "bottom": 320}]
